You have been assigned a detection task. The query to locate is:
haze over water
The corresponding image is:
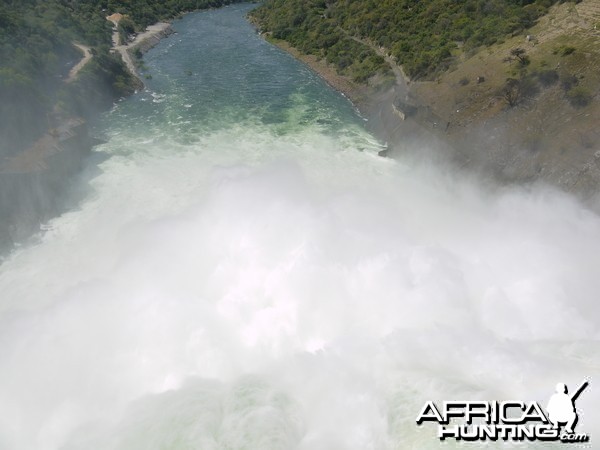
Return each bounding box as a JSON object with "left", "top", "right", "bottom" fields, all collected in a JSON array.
[{"left": 0, "top": 4, "right": 599, "bottom": 449}]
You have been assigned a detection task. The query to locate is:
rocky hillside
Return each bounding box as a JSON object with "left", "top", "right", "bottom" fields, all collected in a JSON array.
[
  {"left": 252, "top": 0, "right": 600, "bottom": 199},
  {"left": 411, "top": 0, "right": 600, "bottom": 196}
]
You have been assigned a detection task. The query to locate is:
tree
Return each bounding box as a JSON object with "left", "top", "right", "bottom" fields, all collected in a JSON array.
[
  {"left": 505, "top": 47, "right": 530, "bottom": 66},
  {"left": 118, "top": 16, "right": 136, "bottom": 45},
  {"left": 501, "top": 75, "right": 539, "bottom": 107},
  {"left": 502, "top": 78, "right": 522, "bottom": 107}
]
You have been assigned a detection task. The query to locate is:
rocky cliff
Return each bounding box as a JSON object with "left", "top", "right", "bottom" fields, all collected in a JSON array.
[{"left": 0, "top": 119, "right": 97, "bottom": 252}]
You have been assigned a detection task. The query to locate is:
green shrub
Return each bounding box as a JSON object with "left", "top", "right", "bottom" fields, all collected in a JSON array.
[
  {"left": 560, "top": 73, "right": 578, "bottom": 91},
  {"left": 553, "top": 44, "right": 576, "bottom": 56},
  {"left": 118, "top": 16, "right": 136, "bottom": 45},
  {"left": 561, "top": 46, "right": 576, "bottom": 56},
  {"left": 566, "top": 86, "right": 592, "bottom": 108},
  {"left": 251, "top": 0, "right": 558, "bottom": 81},
  {"left": 536, "top": 69, "right": 559, "bottom": 86}
]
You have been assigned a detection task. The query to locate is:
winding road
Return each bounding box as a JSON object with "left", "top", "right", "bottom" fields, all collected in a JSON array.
[
  {"left": 66, "top": 43, "right": 92, "bottom": 83},
  {"left": 66, "top": 20, "right": 171, "bottom": 84},
  {"left": 108, "top": 19, "right": 172, "bottom": 78}
]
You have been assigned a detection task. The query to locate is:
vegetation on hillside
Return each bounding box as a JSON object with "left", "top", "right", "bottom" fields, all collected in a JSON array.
[
  {"left": 0, "top": 0, "right": 243, "bottom": 159},
  {"left": 498, "top": 39, "right": 593, "bottom": 109},
  {"left": 106, "top": 0, "right": 247, "bottom": 29},
  {"left": 250, "top": 0, "right": 578, "bottom": 82}
]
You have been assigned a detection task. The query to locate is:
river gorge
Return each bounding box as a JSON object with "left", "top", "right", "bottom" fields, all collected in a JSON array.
[{"left": 0, "top": 5, "right": 598, "bottom": 449}]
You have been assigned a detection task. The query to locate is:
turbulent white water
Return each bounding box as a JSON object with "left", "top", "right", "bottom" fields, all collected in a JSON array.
[{"left": 1, "top": 5, "right": 599, "bottom": 449}]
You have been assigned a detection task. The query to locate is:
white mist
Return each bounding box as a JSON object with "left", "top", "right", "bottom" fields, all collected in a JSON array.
[{"left": 0, "top": 122, "right": 598, "bottom": 449}]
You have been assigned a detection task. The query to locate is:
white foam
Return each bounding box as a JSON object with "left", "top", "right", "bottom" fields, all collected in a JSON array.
[{"left": 0, "top": 124, "right": 598, "bottom": 449}]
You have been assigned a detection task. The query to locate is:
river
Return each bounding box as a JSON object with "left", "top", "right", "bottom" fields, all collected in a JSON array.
[{"left": 0, "top": 4, "right": 598, "bottom": 449}]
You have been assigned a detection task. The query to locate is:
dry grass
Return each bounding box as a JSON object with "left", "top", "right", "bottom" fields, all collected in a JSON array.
[{"left": 409, "top": 0, "right": 600, "bottom": 193}]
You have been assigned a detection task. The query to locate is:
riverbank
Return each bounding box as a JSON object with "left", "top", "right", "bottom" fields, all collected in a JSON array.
[
  {"left": 260, "top": 4, "right": 600, "bottom": 205},
  {"left": 110, "top": 21, "right": 175, "bottom": 81},
  {"left": 0, "top": 20, "right": 177, "bottom": 255},
  {"left": 3, "top": 7, "right": 599, "bottom": 447},
  {"left": 265, "top": 38, "right": 369, "bottom": 106},
  {"left": 0, "top": 120, "right": 99, "bottom": 253},
  {"left": 263, "top": 35, "right": 456, "bottom": 161}
]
